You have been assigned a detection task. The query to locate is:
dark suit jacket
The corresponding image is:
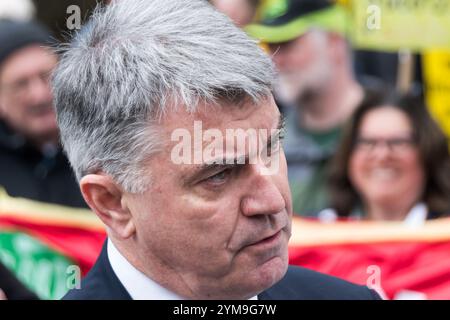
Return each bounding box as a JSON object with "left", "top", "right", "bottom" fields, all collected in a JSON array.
[{"left": 63, "top": 242, "right": 381, "bottom": 300}]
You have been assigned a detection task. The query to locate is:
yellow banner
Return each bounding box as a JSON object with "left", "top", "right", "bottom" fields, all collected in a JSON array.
[
  {"left": 351, "top": 0, "right": 450, "bottom": 52},
  {"left": 423, "top": 49, "right": 450, "bottom": 139}
]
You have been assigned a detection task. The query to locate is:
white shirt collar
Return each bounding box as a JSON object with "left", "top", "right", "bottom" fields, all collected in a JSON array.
[
  {"left": 318, "top": 203, "right": 428, "bottom": 226},
  {"left": 403, "top": 202, "right": 428, "bottom": 228},
  {"left": 107, "top": 239, "right": 258, "bottom": 300},
  {"left": 107, "top": 239, "right": 184, "bottom": 300}
]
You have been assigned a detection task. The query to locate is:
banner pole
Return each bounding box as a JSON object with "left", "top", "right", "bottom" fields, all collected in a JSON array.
[{"left": 396, "top": 49, "right": 415, "bottom": 94}]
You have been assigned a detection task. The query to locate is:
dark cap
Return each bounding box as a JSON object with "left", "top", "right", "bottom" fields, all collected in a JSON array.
[
  {"left": 0, "top": 19, "right": 52, "bottom": 68},
  {"left": 246, "top": 0, "right": 348, "bottom": 43}
]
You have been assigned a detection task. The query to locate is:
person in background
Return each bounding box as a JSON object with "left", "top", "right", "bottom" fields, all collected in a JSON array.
[
  {"left": 325, "top": 91, "right": 450, "bottom": 224},
  {"left": 246, "top": 0, "right": 366, "bottom": 216},
  {"left": 209, "top": 0, "right": 260, "bottom": 27},
  {"left": 0, "top": 19, "right": 86, "bottom": 208}
]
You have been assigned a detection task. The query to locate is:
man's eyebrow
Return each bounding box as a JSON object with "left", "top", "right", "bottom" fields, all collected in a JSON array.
[
  {"left": 267, "top": 113, "right": 286, "bottom": 145},
  {"left": 183, "top": 156, "right": 247, "bottom": 186},
  {"left": 200, "top": 154, "right": 248, "bottom": 171},
  {"left": 277, "top": 113, "right": 286, "bottom": 132}
]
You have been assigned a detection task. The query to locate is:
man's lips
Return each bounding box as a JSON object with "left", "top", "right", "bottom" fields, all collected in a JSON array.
[{"left": 248, "top": 229, "right": 282, "bottom": 247}]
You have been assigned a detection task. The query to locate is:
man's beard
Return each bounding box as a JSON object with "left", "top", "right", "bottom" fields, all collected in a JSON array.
[{"left": 274, "top": 59, "right": 332, "bottom": 106}]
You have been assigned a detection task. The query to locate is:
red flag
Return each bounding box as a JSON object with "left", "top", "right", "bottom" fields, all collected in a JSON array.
[
  {"left": 289, "top": 217, "right": 450, "bottom": 299},
  {"left": 0, "top": 188, "right": 105, "bottom": 299}
]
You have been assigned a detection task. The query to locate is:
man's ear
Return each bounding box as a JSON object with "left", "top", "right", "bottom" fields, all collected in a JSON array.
[{"left": 80, "top": 174, "right": 136, "bottom": 239}]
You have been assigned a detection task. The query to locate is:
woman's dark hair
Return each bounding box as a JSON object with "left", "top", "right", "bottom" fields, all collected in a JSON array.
[{"left": 328, "top": 90, "right": 450, "bottom": 218}]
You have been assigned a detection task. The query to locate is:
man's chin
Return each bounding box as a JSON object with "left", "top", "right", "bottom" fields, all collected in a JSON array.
[
  {"left": 251, "top": 254, "right": 289, "bottom": 293},
  {"left": 194, "top": 257, "right": 288, "bottom": 300}
]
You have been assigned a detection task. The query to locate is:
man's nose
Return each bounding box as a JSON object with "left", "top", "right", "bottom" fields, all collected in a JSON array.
[{"left": 240, "top": 164, "right": 285, "bottom": 217}]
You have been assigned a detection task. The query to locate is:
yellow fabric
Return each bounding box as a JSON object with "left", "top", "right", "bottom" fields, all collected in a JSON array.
[
  {"left": 351, "top": 0, "right": 450, "bottom": 52},
  {"left": 0, "top": 187, "right": 103, "bottom": 231},
  {"left": 423, "top": 49, "right": 450, "bottom": 143},
  {"left": 290, "top": 217, "right": 450, "bottom": 246}
]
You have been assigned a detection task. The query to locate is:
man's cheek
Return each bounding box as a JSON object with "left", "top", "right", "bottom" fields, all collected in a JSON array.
[{"left": 179, "top": 194, "right": 223, "bottom": 218}]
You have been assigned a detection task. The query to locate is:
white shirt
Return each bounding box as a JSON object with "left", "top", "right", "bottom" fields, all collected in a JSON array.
[
  {"left": 403, "top": 203, "right": 427, "bottom": 228},
  {"left": 107, "top": 239, "right": 258, "bottom": 300},
  {"left": 107, "top": 239, "right": 184, "bottom": 300},
  {"left": 318, "top": 203, "right": 428, "bottom": 227}
]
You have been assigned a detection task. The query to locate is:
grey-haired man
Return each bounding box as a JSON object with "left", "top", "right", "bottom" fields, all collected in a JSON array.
[{"left": 54, "top": 0, "right": 380, "bottom": 300}]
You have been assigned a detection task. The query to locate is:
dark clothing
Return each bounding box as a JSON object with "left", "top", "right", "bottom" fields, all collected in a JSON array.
[
  {"left": 258, "top": 266, "right": 381, "bottom": 300},
  {"left": 63, "top": 241, "right": 381, "bottom": 300},
  {"left": 0, "top": 261, "right": 39, "bottom": 300},
  {"left": 0, "top": 121, "right": 86, "bottom": 208}
]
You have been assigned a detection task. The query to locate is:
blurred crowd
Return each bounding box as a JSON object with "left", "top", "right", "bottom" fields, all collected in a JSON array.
[
  {"left": 0, "top": 0, "right": 449, "bottom": 299},
  {"left": 223, "top": 0, "right": 450, "bottom": 222}
]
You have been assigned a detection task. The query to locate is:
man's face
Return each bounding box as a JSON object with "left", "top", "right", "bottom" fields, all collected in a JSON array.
[
  {"left": 0, "top": 45, "right": 58, "bottom": 142},
  {"left": 269, "top": 30, "right": 333, "bottom": 104},
  {"left": 211, "top": 0, "right": 257, "bottom": 27},
  {"left": 124, "top": 95, "right": 292, "bottom": 299}
]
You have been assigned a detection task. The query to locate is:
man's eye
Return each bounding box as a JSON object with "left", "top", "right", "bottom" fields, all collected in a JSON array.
[
  {"left": 267, "top": 135, "right": 284, "bottom": 156},
  {"left": 204, "top": 169, "right": 232, "bottom": 185}
]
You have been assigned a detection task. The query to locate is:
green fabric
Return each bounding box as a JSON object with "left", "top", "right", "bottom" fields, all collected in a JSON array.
[
  {"left": 246, "top": 5, "right": 349, "bottom": 43},
  {"left": 262, "top": 0, "right": 289, "bottom": 21},
  {"left": 290, "top": 161, "right": 330, "bottom": 216},
  {"left": 0, "top": 231, "right": 73, "bottom": 299},
  {"left": 299, "top": 125, "right": 342, "bottom": 150}
]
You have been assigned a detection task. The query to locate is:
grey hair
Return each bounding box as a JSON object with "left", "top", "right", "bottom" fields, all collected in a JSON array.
[{"left": 52, "top": 0, "right": 276, "bottom": 193}]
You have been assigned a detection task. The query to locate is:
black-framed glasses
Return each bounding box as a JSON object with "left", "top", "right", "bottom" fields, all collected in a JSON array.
[{"left": 354, "top": 136, "right": 416, "bottom": 153}]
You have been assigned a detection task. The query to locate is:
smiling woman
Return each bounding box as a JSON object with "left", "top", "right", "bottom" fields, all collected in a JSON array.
[{"left": 327, "top": 90, "right": 450, "bottom": 222}]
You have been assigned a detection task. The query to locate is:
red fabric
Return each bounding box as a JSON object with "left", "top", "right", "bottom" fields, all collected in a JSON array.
[
  {"left": 3, "top": 205, "right": 450, "bottom": 299},
  {"left": 0, "top": 216, "right": 105, "bottom": 275},
  {"left": 289, "top": 241, "right": 450, "bottom": 299}
]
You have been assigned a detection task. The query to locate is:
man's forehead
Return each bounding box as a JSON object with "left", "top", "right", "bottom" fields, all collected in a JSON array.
[
  {"left": 161, "top": 95, "right": 278, "bottom": 132},
  {"left": 0, "top": 45, "right": 57, "bottom": 84}
]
